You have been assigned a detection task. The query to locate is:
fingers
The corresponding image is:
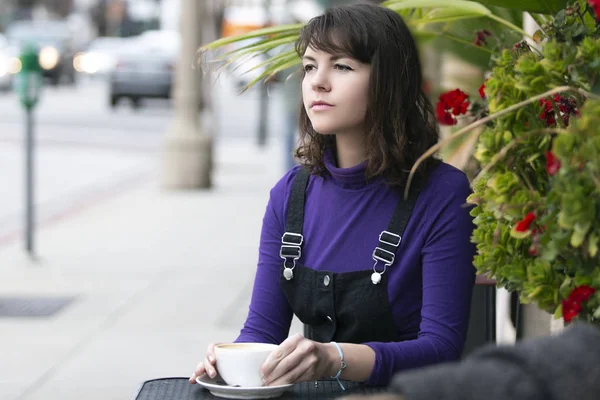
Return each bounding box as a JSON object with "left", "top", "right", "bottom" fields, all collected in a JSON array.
[
  {"left": 189, "top": 343, "right": 218, "bottom": 384},
  {"left": 266, "top": 342, "right": 316, "bottom": 385},
  {"left": 189, "top": 360, "right": 207, "bottom": 384},
  {"left": 266, "top": 352, "right": 317, "bottom": 386},
  {"left": 261, "top": 333, "right": 303, "bottom": 382}
]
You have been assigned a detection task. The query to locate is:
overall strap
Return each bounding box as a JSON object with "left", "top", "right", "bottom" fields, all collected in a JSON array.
[
  {"left": 280, "top": 167, "right": 310, "bottom": 266},
  {"left": 372, "top": 186, "right": 420, "bottom": 267}
]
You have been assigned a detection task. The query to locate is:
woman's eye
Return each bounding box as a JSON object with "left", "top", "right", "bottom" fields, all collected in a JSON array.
[
  {"left": 303, "top": 64, "right": 315, "bottom": 73},
  {"left": 334, "top": 64, "right": 353, "bottom": 71}
]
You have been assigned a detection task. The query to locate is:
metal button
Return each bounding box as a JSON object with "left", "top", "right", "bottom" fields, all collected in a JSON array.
[
  {"left": 323, "top": 275, "right": 330, "bottom": 286},
  {"left": 326, "top": 315, "right": 333, "bottom": 322}
]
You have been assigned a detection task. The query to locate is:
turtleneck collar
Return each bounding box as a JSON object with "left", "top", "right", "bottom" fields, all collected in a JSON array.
[{"left": 323, "top": 148, "right": 382, "bottom": 189}]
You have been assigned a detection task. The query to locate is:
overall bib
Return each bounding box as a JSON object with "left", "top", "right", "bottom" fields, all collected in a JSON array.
[{"left": 279, "top": 167, "right": 419, "bottom": 344}]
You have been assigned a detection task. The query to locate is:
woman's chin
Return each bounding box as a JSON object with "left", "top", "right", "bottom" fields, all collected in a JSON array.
[{"left": 310, "top": 123, "right": 338, "bottom": 136}]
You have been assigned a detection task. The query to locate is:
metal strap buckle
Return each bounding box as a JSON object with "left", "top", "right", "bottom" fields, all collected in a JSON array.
[
  {"left": 280, "top": 245, "right": 301, "bottom": 260},
  {"left": 379, "top": 231, "right": 401, "bottom": 247},
  {"left": 282, "top": 232, "right": 304, "bottom": 246},
  {"left": 372, "top": 247, "right": 395, "bottom": 266}
]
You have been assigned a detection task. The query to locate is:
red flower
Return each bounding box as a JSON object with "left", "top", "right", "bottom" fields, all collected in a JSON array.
[
  {"left": 562, "top": 285, "right": 596, "bottom": 322},
  {"left": 478, "top": 81, "right": 486, "bottom": 99},
  {"left": 589, "top": 0, "right": 600, "bottom": 19},
  {"left": 539, "top": 95, "right": 579, "bottom": 127},
  {"left": 540, "top": 98, "right": 557, "bottom": 126},
  {"left": 473, "top": 30, "right": 492, "bottom": 47},
  {"left": 562, "top": 301, "right": 582, "bottom": 323},
  {"left": 436, "top": 89, "right": 470, "bottom": 126},
  {"left": 515, "top": 212, "right": 536, "bottom": 232},
  {"left": 570, "top": 285, "right": 596, "bottom": 303},
  {"left": 555, "top": 94, "right": 579, "bottom": 126},
  {"left": 546, "top": 151, "right": 561, "bottom": 175}
]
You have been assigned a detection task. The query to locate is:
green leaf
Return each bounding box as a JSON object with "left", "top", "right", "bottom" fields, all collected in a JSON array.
[
  {"left": 199, "top": 23, "right": 303, "bottom": 52},
  {"left": 383, "top": 0, "right": 491, "bottom": 17},
  {"left": 214, "top": 35, "right": 297, "bottom": 62},
  {"left": 240, "top": 50, "right": 298, "bottom": 75},
  {"left": 553, "top": 303, "right": 563, "bottom": 319},
  {"left": 589, "top": 233, "right": 599, "bottom": 258},
  {"left": 242, "top": 56, "right": 302, "bottom": 91},
  {"left": 414, "top": 7, "right": 491, "bottom": 24},
  {"left": 570, "top": 224, "right": 589, "bottom": 248},
  {"left": 472, "top": 0, "right": 568, "bottom": 14},
  {"left": 559, "top": 276, "right": 572, "bottom": 298}
]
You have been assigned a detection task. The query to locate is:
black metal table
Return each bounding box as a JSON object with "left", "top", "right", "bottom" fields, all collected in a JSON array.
[{"left": 132, "top": 378, "right": 388, "bottom": 400}]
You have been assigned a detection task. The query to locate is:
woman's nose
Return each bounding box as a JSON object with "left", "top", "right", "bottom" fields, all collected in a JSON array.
[{"left": 310, "top": 70, "right": 330, "bottom": 92}]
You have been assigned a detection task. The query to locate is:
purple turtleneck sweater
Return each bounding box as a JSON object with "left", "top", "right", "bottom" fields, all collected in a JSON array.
[{"left": 236, "top": 152, "right": 476, "bottom": 385}]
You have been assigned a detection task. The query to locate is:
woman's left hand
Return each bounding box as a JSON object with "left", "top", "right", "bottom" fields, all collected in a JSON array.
[{"left": 260, "top": 333, "right": 335, "bottom": 386}]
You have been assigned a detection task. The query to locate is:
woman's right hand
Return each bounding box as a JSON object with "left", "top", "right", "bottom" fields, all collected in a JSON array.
[{"left": 189, "top": 343, "right": 219, "bottom": 384}]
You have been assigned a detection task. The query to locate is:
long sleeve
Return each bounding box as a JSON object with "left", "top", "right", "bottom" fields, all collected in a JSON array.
[
  {"left": 389, "top": 323, "right": 600, "bottom": 400},
  {"left": 235, "top": 170, "right": 297, "bottom": 344},
  {"left": 365, "top": 172, "right": 477, "bottom": 385}
]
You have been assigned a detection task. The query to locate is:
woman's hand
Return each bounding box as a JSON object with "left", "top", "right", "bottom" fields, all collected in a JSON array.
[
  {"left": 260, "top": 333, "right": 336, "bottom": 386},
  {"left": 189, "top": 343, "right": 219, "bottom": 384}
]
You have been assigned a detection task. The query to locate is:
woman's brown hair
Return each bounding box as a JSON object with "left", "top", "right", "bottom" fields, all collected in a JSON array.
[{"left": 294, "top": 2, "right": 440, "bottom": 188}]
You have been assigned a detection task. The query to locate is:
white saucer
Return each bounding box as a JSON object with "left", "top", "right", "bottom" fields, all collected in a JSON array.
[{"left": 196, "top": 374, "right": 294, "bottom": 399}]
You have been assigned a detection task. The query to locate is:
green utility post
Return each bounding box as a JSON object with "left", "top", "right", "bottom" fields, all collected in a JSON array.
[{"left": 16, "top": 44, "right": 42, "bottom": 256}]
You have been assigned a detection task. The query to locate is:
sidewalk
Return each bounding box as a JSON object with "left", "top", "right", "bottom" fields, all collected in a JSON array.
[{"left": 0, "top": 138, "right": 303, "bottom": 400}]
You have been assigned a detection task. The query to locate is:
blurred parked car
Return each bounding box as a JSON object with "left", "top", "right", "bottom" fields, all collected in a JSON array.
[
  {"left": 5, "top": 20, "right": 77, "bottom": 86},
  {"left": 109, "top": 30, "right": 179, "bottom": 109},
  {"left": 73, "top": 36, "right": 132, "bottom": 78},
  {"left": 0, "top": 34, "right": 13, "bottom": 91}
]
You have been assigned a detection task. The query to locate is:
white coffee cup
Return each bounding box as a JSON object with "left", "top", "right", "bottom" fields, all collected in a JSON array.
[{"left": 214, "top": 343, "right": 278, "bottom": 387}]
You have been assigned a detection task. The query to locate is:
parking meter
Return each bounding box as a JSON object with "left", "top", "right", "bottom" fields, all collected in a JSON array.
[
  {"left": 17, "top": 43, "right": 42, "bottom": 110},
  {"left": 16, "top": 43, "right": 42, "bottom": 255}
]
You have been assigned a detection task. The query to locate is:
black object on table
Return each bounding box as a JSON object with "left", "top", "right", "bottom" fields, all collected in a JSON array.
[{"left": 132, "top": 378, "right": 388, "bottom": 400}]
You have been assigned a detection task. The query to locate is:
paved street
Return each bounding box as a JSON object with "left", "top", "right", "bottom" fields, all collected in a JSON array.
[{"left": 0, "top": 74, "right": 300, "bottom": 399}]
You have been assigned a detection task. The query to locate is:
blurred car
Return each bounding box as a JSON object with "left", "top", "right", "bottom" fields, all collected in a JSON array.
[
  {"left": 0, "top": 34, "right": 13, "bottom": 91},
  {"left": 73, "top": 36, "right": 131, "bottom": 78},
  {"left": 5, "top": 20, "right": 77, "bottom": 86},
  {"left": 108, "top": 30, "right": 179, "bottom": 109}
]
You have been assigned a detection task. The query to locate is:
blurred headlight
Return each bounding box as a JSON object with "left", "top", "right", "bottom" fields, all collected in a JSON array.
[
  {"left": 73, "top": 52, "right": 85, "bottom": 72},
  {"left": 39, "top": 46, "right": 60, "bottom": 70},
  {"left": 8, "top": 57, "right": 21, "bottom": 74},
  {"left": 82, "top": 53, "right": 100, "bottom": 74}
]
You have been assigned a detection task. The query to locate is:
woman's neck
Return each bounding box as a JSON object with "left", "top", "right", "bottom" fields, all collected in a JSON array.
[{"left": 334, "top": 132, "right": 366, "bottom": 168}]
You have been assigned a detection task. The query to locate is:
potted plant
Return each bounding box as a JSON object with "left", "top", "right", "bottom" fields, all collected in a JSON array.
[{"left": 408, "top": 0, "right": 600, "bottom": 325}]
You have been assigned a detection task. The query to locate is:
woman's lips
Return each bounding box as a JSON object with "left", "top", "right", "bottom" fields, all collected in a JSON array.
[
  {"left": 311, "top": 104, "right": 334, "bottom": 111},
  {"left": 310, "top": 101, "right": 334, "bottom": 111}
]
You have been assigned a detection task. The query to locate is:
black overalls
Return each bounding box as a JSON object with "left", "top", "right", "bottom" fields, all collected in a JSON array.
[{"left": 279, "top": 167, "right": 419, "bottom": 344}]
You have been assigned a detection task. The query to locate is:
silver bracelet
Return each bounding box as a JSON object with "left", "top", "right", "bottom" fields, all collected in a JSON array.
[{"left": 329, "top": 341, "right": 347, "bottom": 390}]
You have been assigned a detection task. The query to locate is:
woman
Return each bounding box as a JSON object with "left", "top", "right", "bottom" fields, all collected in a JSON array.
[{"left": 191, "top": 2, "right": 476, "bottom": 387}]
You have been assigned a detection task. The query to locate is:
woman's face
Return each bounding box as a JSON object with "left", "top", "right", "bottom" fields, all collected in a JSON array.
[{"left": 301, "top": 47, "right": 371, "bottom": 137}]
